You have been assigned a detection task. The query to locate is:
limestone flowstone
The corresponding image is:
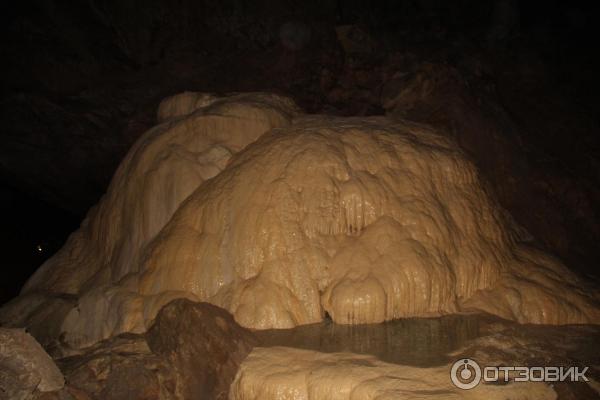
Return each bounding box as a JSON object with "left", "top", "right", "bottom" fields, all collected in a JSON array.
[
  {"left": 228, "top": 346, "right": 558, "bottom": 400},
  {"left": 1, "top": 92, "right": 598, "bottom": 349}
]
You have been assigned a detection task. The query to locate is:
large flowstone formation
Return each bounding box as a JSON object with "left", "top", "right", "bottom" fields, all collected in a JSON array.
[{"left": 1, "top": 92, "right": 598, "bottom": 349}]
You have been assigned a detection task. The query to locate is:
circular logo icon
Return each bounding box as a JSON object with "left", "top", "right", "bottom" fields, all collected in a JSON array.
[{"left": 450, "top": 358, "right": 482, "bottom": 390}]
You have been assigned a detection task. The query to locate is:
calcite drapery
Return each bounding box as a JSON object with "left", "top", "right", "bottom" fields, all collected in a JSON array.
[{"left": 1, "top": 92, "right": 598, "bottom": 349}]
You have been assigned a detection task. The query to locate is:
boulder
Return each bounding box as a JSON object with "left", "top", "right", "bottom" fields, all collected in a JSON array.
[
  {"left": 0, "top": 328, "right": 64, "bottom": 400},
  {"left": 146, "top": 299, "right": 258, "bottom": 400}
]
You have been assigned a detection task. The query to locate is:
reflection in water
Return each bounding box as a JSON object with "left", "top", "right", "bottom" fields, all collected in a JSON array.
[{"left": 255, "top": 314, "right": 483, "bottom": 367}]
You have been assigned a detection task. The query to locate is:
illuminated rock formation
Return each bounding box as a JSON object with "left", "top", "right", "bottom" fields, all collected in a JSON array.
[
  {"left": 1, "top": 92, "right": 598, "bottom": 349},
  {"left": 157, "top": 91, "right": 219, "bottom": 123}
]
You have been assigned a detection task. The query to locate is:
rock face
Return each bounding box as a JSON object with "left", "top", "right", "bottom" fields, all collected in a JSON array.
[
  {"left": 59, "top": 334, "right": 168, "bottom": 400},
  {"left": 229, "top": 346, "right": 557, "bottom": 400},
  {"left": 0, "top": 328, "right": 64, "bottom": 399},
  {"left": 1, "top": 92, "right": 599, "bottom": 349},
  {"left": 57, "top": 300, "right": 257, "bottom": 400}
]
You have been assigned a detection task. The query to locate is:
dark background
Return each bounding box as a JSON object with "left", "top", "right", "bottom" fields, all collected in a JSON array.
[{"left": 1, "top": 0, "right": 599, "bottom": 304}]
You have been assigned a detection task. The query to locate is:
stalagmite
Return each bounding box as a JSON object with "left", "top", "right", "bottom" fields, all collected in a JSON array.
[{"left": 1, "top": 92, "right": 598, "bottom": 349}]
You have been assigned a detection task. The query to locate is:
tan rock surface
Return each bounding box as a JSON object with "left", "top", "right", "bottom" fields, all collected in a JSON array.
[
  {"left": 229, "top": 346, "right": 557, "bottom": 400},
  {"left": 0, "top": 328, "right": 64, "bottom": 399},
  {"left": 22, "top": 92, "right": 299, "bottom": 296},
  {"left": 2, "top": 92, "right": 598, "bottom": 349}
]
